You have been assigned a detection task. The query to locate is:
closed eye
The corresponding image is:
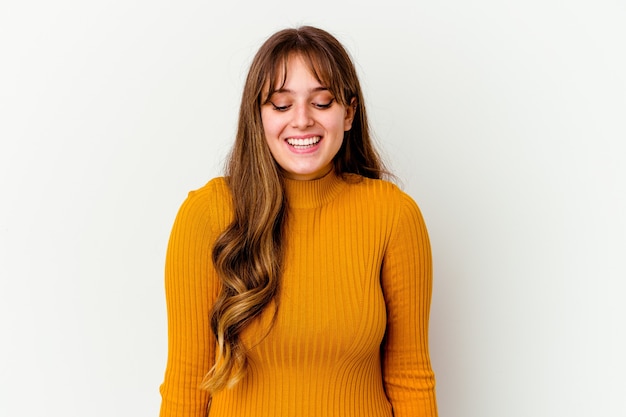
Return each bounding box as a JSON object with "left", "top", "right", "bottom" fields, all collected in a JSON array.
[
  {"left": 314, "top": 98, "right": 335, "bottom": 109},
  {"left": 270, "top": 102, "right": 291, "bottom": 111}
]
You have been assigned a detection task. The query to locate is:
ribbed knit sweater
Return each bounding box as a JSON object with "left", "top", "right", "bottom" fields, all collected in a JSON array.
[{"left": 159, "top": 171, "right": 437, "bottom": 417}]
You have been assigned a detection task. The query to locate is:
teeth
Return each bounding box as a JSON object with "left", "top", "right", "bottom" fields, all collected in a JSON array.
[{"left": 286, "top": 136, "right": 321, "bottom": 146}]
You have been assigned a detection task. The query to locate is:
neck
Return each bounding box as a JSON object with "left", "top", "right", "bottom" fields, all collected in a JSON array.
[{"left": 283, "top": 170, "right": 347, "bottom": 209}]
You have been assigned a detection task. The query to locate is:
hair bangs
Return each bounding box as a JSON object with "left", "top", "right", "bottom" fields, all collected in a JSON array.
[{"left": 260, "top": 45, "right": 349, "bottom": 106}]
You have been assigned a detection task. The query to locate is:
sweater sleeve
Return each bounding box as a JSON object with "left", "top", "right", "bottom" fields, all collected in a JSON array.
[
  {"left": 381, "top": 192, "right": 438, "bottom": 417},
  {"left": 159, "top": 185, "right": 224, "bottom": 417}
]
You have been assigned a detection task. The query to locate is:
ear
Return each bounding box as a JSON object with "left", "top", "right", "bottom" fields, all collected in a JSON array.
[{"left": 344, "top": 97, "right": 357, "bottom": 131}]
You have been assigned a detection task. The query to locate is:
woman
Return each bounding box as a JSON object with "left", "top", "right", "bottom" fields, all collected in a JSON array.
[{"left": 159, "top": 26, "right": 438, "bottom": 417}]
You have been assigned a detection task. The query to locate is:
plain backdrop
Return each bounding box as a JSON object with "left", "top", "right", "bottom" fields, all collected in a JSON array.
[{"left": 1, "top": 1, "right": 625, "bottom": 416}]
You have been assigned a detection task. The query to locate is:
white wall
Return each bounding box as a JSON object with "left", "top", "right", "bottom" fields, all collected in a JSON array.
[{"left": 1, "top": 1, "right": 624, "bottom": 416}]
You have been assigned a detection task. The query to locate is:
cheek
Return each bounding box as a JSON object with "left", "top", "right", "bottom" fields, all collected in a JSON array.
[
  {"left": 261, "top": 112, "right": 282, "bottom": 138},
  {"left": 328, "top": 114, "right": 348, "bottom": 135}
]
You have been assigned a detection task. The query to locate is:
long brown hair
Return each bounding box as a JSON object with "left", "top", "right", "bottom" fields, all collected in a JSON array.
[{"left": 202, "top": 25, "right": 387, "bottom": 393}]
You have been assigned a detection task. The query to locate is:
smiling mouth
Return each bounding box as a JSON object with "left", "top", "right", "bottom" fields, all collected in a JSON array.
[{"left": 286, "top": 136, "right": 321, "bottom": 149}]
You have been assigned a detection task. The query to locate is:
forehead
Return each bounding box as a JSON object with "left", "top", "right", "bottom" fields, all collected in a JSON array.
[
  {"left": 265, "top": 53, "right": 329, "bottom": 93},
  {"left": 279, "top": 60, "right": 327, "bottom": 91}
]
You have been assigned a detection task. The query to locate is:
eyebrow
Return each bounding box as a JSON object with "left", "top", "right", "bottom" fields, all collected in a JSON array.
[{"left": 272, "top": 86, "right": 330, "bottom": 94}]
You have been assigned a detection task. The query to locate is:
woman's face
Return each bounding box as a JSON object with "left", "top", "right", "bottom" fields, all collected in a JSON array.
[{"left": 261, "top": 55, "right": 355, "bottom": 180}]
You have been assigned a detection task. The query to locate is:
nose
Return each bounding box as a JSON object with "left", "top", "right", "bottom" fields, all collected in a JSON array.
[{"left": 291, "top": 103, "right": 314, "bottom": 129}]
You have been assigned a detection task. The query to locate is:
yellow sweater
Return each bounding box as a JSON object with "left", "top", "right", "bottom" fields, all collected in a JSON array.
[{"left": 160, "top": 171, "right": 437, "bottom": 417}]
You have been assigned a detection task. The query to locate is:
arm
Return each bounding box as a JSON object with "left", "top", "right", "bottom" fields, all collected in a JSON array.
[
  {"left": 381, "top": 193, "right": 438, "bottom": 417},
  {"left": 159, "top": 188, "right": 222, "bottom": 417}
]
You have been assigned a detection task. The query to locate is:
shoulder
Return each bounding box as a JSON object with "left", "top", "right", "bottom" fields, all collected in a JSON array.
[
  {"left": 343, "top": 174, "right": 419, "bottom": 211},
  {"left": 187, "top": 176, "right": 229, "bottom": 196},
  {"left": 342, "top": 175, "right": 426, "bottom": 232},
  {"left": 186, "top": 176, "right": 231, "bottom": 205},
  {"left": 173, "top": 177, "right": 233, "bottom": 232}
]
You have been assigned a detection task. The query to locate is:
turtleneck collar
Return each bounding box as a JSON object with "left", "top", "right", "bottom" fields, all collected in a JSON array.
[{"left": 283, "top": 170, "right": 347, "bottom": 209}]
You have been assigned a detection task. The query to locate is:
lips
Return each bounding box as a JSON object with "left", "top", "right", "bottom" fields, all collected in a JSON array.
[{"left": 286, "top": 136, "right": 321, "bottom": 149}]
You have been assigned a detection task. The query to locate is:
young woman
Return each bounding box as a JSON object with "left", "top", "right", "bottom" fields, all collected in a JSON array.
[{"left": 159, "top": 25, "right": 438, "bottom": 417}]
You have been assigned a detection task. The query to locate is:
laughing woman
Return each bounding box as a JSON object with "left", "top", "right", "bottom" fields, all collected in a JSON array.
[{"left": 159, "top": 25, "right": 438, "bottom": 417}]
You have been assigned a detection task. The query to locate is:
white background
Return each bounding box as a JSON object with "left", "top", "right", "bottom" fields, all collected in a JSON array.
[{"left": 1, "top": 1, "right": 625, "bottom": 416}]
